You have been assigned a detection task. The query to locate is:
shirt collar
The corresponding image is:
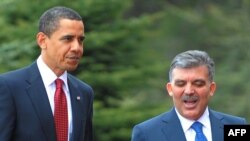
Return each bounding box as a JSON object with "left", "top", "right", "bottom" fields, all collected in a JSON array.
[
  {"left": 37, "top": 55, "right": 69, "bottom": 91},
  {"left": 175, "top": 107, "right": 210, "bottom": 132}
]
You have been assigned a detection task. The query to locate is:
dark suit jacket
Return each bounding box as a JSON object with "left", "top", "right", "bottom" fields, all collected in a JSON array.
[
  {"left": 131, "top": 108, "right": 247, "bottom": 141},
  {"left": 0, "top": 62, "right": 94, "bottom": 141}
]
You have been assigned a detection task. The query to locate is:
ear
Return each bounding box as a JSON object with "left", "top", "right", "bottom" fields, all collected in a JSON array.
[
  {"left": 36, "top": 32, "right": 48, "bottom": 49},
  {"left": 209, "top": 82, "right": 216, "bottom": 96},
  {"left": 166, "top": 83, "right": 173, "bottom": 97}
]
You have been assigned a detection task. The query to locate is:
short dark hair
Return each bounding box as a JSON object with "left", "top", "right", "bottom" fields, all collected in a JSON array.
[{"left": 39, "top": 6, "right": 82, "bottom": 37}]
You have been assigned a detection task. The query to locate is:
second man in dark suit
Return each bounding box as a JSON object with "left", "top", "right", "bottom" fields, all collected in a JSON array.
[{"left": 0, "top": 6, "right": 94, "bottom": 141}]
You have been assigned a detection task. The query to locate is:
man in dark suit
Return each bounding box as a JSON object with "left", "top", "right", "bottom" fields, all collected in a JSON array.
[
  {"left": 131, "top": 50, "right": 247, "bottom": 141},
  {"left": 0, "top": 6, "right": 94, "bottom": 141}
]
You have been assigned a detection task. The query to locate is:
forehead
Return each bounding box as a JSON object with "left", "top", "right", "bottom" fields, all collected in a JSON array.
[
  {"left": 57, "top": 19, "right": 83, "bottom": 29},
  {"left": 172, "top": 65, "right": 209, "bottom": 80},
  {"left": 51, "top": 19, "right": 84, "bottom": 36}
]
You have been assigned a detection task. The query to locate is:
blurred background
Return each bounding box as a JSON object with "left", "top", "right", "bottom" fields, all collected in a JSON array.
[{"left": 0, "top": 0, "right": 250, "bottom": 140}]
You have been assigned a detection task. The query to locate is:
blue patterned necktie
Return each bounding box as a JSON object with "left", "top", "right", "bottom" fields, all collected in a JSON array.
[{"left": 191, "top": 121, "right": 207, "bottom": 141}]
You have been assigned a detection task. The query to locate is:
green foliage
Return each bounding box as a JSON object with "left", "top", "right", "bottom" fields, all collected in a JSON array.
[
  {"left": 1, "top": 0, "right": 250, "bottom": 141},
  {"left": 94, "top": 101, "right": 171, "bottom": 141},
  {"left": 77, "top": 13, "right": 155, "bottom": 108},
  {"left": 141, "top": 2, "right": 250, "bottom": 122},
  {"left": 0, "top": 41, "right": 36, "bottom": 72}
]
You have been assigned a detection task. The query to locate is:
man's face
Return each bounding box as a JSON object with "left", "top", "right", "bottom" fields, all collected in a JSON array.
[
  {"left": 37, "top": 19, "right": 84, "bottom": 76},
  {"left": 166, "top": 65, "right": 216, "bottom": 120}
]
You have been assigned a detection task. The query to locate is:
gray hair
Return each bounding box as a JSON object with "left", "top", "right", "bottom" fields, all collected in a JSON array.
[
  {"left": 169, "top": 50, "right": 215, "bottom": 82},
  {"left": 39, "top": 6, "right": 82, "bottom": 37}
]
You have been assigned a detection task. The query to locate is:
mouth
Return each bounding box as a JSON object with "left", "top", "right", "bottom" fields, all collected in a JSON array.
[
  {"left": 66, "top": 56, "right": 80, "bottom": 61},
  {"left": 182, "top": 95, "right": 199, "bottom": 108},
  {"left": 66, "top": 56, "right": 81, "bottom": 65}
]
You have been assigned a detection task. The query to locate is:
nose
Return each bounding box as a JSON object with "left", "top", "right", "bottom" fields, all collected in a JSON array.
[
  {"left": 71, "top": 39, "right": 83, "bottom": 51},
  {"left": 184, "top": 84, "right": 195, "bottom": 95}
]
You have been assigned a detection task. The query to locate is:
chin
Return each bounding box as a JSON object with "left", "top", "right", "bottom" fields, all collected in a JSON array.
[
  {"left": 66, "top": 66, "right": 78, "bottom": 71},
  {"left": 182, "top": 111, "right": 199, "bottom": 120}
]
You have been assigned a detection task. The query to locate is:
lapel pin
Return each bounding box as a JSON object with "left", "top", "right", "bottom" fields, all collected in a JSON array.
[{"left": 77, "top": 96, "right": 81, "bottom": 100}]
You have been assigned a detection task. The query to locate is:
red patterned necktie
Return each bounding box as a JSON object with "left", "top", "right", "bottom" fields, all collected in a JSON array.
[{"left": 54, "top": 78, "right": 68, "bottom": 141}]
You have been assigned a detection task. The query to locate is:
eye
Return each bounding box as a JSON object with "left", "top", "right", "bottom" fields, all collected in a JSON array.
[
  {"left": 174, "top": 80, "right": 186, "bottom": 87},
  {"left": 78, "top": 36, "right": 85, "bottom": 44},
  {"left": 193, "top": 80, "right": 206, "bottom": 87},
  {"left": 61, "top": 35, "right": 73, "bottom": 41}
]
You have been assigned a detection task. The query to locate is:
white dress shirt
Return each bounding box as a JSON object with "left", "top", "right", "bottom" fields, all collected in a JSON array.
[
  {"left": 176, "top": 107, "right": 212, "bottom": 141},
  {"left": 37, "top": 56, "right": 72, "bottom": 141}
]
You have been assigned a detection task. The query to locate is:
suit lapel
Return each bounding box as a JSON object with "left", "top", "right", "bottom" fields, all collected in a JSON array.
[
  {"left": 209, "top": 110, "right": 224, "bottom": 141},
  {"left": 161, "top": 108, "right": 187, "bottom": 141},
  {"left": 26, "top": 62, "right": 56, "bottom": 141},
  {"left": 67, "top": 77, "right": 84, "bottom": 141}
]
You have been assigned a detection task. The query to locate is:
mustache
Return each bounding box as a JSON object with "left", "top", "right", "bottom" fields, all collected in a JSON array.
[{"left": 182, "top": 95, "right": 199, "bottom": 101}]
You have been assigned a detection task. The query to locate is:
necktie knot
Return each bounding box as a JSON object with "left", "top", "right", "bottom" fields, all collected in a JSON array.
[
  {"left": 191, "top": 121, "right": 203, "bottom": 133},
  {"left": 191, "top": 121, "right": 207, "bottom": 141},
  {"left": 55, "top": 79, "right": 63, "bottom": 89}
]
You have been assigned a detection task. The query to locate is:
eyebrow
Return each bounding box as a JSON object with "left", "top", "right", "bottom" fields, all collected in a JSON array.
[
  {"left": 59, "top": 34, "right": 85, "bottom": 40},
  {"left": 174, "top": 78, "right": 206, "bottom": 83},
  {"left": 59, "top": 35, "right": 74, "bottom": 40}
]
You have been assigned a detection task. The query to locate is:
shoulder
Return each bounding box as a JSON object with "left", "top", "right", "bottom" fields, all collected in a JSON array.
[
  {"left": 67, "top": 74, "right": 94, "bottom": 93},
  {"left": 132, "top": 110, "right": 177, "bottom": 141},
  {"left": 0, "top": 63, "right": 35, "bottom": 85},
  {"left": 134, "top": 111, "right": 172, "bottom": 129},
  {"left": 210, "top": 109, "right": 247, "bottom": 124},
  {"left": 0, "top": 62, "right": 37, "bottom": 79}
]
